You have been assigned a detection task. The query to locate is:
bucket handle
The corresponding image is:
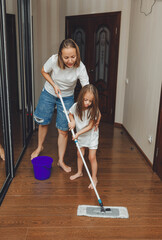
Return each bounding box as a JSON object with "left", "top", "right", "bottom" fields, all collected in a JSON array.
[{"left": 42, "top": 165, "right": 51, "bottom": 170}]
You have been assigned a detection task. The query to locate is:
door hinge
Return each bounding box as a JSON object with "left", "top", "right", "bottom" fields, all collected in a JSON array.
[
  {"left": 115, "top": 27, "right": 118, "bottom": 34},
  {"left": 156, "top": 147, "right": 159, "bottom": 157}
]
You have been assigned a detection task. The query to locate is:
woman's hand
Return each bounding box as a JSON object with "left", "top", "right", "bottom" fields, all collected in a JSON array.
[
  {"left": 53, "top": 84, "right": 61, "bottom": 97},
  {"left": 41, "top": 67, "right": 60, "bottom": 96}
]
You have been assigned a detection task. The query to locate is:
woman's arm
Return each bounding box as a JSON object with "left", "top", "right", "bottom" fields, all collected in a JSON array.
[
  {"left": 41, "top": 67, "right": 60, "bottom": 97},
  {"left": 78, "top": 63, "right": 89, "bottom": 87}
]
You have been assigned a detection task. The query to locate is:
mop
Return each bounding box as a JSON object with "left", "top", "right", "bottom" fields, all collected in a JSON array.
[{"left": 59, "top": 93, "right": 129, "bottom": 218}]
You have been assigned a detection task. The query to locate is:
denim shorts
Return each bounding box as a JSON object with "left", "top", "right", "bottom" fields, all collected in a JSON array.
[{"left": 34, "top": 88, "right": 74, "bottom": 131}]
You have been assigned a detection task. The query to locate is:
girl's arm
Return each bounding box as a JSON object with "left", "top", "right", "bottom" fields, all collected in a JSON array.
[
  {"left": 41, "top": 67, "right": 60, "bottom": 97},
  {"left": 73, "top": 120, "right": 94, "bottom": 140},
  {"left": 94, "top": 110, "right": 101, "bottom": 131},
  {"left": 68, "top": 113, "right": 76, "bottom": 130}
]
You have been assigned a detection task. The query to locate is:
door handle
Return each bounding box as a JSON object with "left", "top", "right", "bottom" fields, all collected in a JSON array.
[{"left": 88, "top": 69, "right": 94, "bottom": 73}]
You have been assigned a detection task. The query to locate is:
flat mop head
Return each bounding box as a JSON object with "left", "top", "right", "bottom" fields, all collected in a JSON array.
[{"left": 77, "top": 205, "right": 129, "bottom": 218}]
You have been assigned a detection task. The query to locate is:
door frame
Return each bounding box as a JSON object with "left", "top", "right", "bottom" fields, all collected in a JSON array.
[{"left": 153, "top": 85, "right": 162, "bottom": 180}]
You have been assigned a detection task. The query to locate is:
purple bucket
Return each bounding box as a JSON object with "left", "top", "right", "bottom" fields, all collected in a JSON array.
[{"left": 31, "top": 156, "right": 53, "bottom": 180}]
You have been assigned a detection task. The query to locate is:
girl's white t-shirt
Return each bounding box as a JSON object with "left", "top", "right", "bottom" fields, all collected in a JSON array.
[
  {"left": 43, "top": 54, "right": 89, "bottom": 97},
  {"left": 69, "top": 103, "right": 99, "bottom": 149}
]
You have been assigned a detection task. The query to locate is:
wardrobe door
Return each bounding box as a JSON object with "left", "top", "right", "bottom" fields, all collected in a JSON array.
[
  {"left": 5, "top": 0, "right": 33, "bottom": 169},
  {"left": 0, "top": 96, "right": 6, "bottom": 187},
  {"left": 0, "top": 0, "right": 34, "bottom": 205},
  {"left": 6, "top": 13, "right": 24, "bottom": 167}
]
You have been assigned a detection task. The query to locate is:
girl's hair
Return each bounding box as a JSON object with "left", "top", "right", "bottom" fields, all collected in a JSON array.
[
  {"left": 58, "top": 38, "right": 81, "bottom": 69},
  {"left": 76, "top": 84, "right": 99, "bottom": 123}
]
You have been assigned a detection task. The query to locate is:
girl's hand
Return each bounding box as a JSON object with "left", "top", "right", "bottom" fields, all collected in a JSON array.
[
  {"left": 68, "top": 121, "right": 75, "bottom": 130},
  {"left": 94, "top": 122, "right": 99, "bottom": 131},
  {"left": 53, "top": 84, "right": 61, "bottom": 97},
  {"left": 72, "top": 132, "right": 79, "bottom": 140}
]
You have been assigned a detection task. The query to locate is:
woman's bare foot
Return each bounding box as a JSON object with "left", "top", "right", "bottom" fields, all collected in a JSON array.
[
  {"left": 70, "top": 172, "right": 83, "bottom": 180},
  {"left": 88, "top": 177, "right": 98, "bottom": 189},
  {"left": 57, "top": 161, "right": 71, "bottom": 173},
  {"left": 0, "top": 146, "right": 5, "bottom": 161},
  {"left": 31, "top": 146, "right": 44, "bottom": 160}
]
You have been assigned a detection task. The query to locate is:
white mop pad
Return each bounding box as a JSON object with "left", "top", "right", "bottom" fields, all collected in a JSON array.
[{"left": 77, "top": 205, "right": 129, "bottom": 218}]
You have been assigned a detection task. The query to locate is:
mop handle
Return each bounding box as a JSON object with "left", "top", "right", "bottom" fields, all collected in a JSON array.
[{"left": 59, "top": 93, "right": 102, "bottom": 205}]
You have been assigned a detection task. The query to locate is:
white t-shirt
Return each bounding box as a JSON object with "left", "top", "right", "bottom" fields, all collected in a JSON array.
[
  {"left": 69, "top": 103, "right": 99, "bottom": 149},
  {"left": 43, "top": 54, "right": 89, "bottom": 97}
]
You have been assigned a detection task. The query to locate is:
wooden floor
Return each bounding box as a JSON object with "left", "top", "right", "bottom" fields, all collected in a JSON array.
[{"left": 0, "top": 120, "right": 162, "bottom": 240}]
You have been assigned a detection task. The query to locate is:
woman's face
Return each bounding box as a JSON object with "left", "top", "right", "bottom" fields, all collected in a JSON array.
[{"left": 61, "top": 47, "right": 77, "bottom": 68}]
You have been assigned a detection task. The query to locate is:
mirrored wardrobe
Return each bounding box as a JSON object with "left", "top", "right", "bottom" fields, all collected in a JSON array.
[{"left": 0, "top": 0, "right": 34, "bottom": 205}]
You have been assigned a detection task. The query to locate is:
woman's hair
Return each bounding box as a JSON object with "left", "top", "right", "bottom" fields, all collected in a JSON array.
[
  {"left": 76, "top": 84, "right": 99, "bottom": 123},
  {"left": 58, "top": 38, "right": 81, "bottom": 69}
]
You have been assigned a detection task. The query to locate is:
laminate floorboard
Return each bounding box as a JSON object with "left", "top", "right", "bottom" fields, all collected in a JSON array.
[{"left": 0, "top": 119, "right": 162, "bottom": 240}]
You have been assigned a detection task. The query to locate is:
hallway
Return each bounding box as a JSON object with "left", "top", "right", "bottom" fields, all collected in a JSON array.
[{"left": 0, "top": 120, "right": 162, "bottom": 240}]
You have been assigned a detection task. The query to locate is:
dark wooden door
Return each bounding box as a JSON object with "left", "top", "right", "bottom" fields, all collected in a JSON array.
[
  {"left": 66, "top": 12, "right": 121, "bottom": 123},
  {"left": 153, "top": 87, "right": 162, "bottom": 180}
]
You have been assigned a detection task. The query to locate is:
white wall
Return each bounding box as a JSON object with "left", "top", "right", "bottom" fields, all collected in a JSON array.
[
  {"left": 123, "top": 0, "right": 162, "bottom": 164},
  {"left": 32, "top": 0, "right": 60, "bottom": 103},
  {"left": 59, "top": 0, "right": 67, "bottom": 42},
  {"left": 6, "top": 0, "right": 16, "bottom": 13},
  {"left": 60, "top": 0, "right": 131, "bottom": 124}
]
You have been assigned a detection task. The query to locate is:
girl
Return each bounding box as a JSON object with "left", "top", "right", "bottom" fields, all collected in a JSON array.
[
  {"left": 31, "top": 39, "right": 89, "bottom": 173},
  {"left": 68, "top": 84, "right": 101, "bottom": 189}
]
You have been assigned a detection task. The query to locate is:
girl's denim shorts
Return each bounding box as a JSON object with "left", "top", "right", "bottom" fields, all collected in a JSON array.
[{"left": 34, "top": 88, "right": 74, "bottom": 131}]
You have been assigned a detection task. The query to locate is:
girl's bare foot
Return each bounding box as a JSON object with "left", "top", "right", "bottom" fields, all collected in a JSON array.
[
  {"left": 0, "top": 146, "right": 5, "bottom": 161},
  {"left": 70, "top": 172, "right": 83, "bottom": 180},
  {"left": 31, "top": 146, "right": 44, "bottom": 160},
  {"left": 57, "top": 161, "right": 71, "bottom": 173},
  {"left": 88, "top": 177, "right": 98, "bottom": 189}
]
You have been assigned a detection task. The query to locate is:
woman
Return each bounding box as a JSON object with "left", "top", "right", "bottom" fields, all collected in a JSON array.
[{"left": 31, "top": 39, "right": 89, "bottom": 173}]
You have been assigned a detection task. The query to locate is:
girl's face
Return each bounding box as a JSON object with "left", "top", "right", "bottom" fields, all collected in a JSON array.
[
  {"left": 83, "top": 92, "right": 94, "bottom": 109},
  {"left": 61, "top": 47, "right": 77, "bottom": 68}
]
